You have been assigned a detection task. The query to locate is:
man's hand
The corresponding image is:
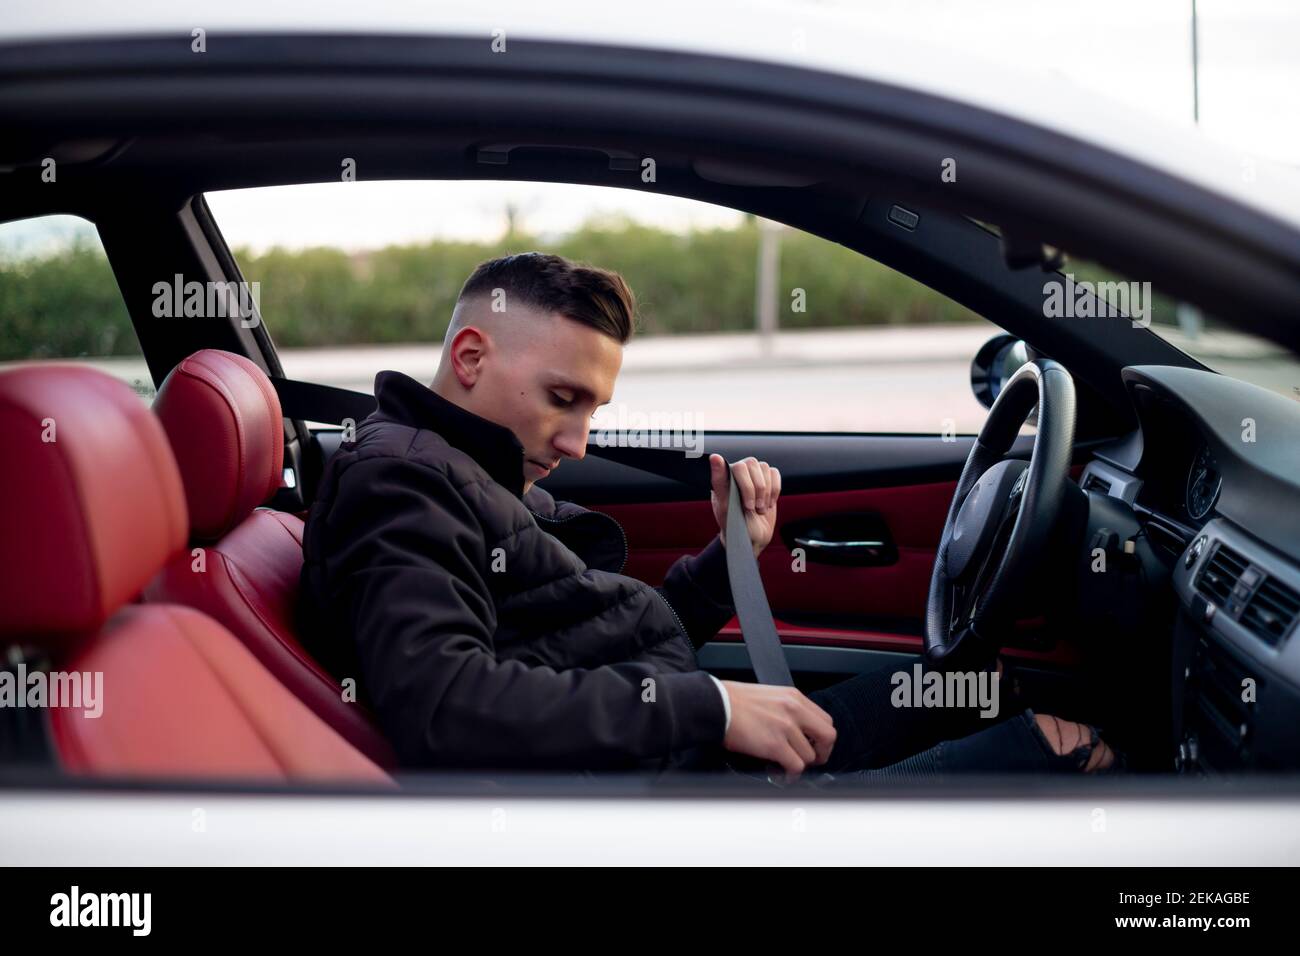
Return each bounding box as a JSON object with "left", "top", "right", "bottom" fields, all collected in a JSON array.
[
  {"left": 710, "top": 454, "right": 781, "bottom": 558},
  {"left": 721, "top": 681, "right": 837, "bottom": 780}
]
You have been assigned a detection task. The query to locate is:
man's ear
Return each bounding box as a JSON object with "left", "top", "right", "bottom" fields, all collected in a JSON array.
[{"left": 449, "top": 326, "right": 489, "bottom": 388}]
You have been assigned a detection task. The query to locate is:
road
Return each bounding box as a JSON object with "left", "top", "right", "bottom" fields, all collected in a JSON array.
[
  {"left": 14, "top": 323, "right": 1296, "bottom": 435},
  {"left": 275, "top": 323, "right": 1004, "bottom": 433}
]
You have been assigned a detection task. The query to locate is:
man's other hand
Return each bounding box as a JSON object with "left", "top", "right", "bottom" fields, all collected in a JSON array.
[
  {"left": 720, "top": 680, "right": 836, "bottom": 780},
  {"left": 710, "top": 454, "right": 781, "bottom": 558}
]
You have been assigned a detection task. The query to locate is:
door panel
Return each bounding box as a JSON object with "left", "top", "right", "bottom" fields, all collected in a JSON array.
[
  {"left": 594, "top": 480, "right": 952, "bottom": 626},
  {"left": 540, "top": 433, "right": 1035, "bottom": 503}
]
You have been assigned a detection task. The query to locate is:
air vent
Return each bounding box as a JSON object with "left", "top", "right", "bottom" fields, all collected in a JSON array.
[
  {"left": 1145, "top": 516, "right": 1190, "bottom": 558},
  {"left": 1081, "top": 473, "right": 1111, "bottom": 495},
  {"left": 1196, "top": 542, "right": 1247, "bottom": 607},
  {"left": 1241, "top": 578, "right": 1300, "bottom": 646}
]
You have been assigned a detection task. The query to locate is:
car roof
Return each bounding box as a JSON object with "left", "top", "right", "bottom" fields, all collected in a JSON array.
[{"left": 5, "top": 0, "right": 1300, "bottom": 231}]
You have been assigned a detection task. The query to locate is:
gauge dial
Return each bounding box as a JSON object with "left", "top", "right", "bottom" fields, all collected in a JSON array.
[{"left": 1185, "top": 445, "right": 1222, "bottom": 520}]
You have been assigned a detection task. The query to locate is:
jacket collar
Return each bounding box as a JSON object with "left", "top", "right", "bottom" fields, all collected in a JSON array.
[{"left": 373, "top": 370, "right": 526, "bottom": 499}]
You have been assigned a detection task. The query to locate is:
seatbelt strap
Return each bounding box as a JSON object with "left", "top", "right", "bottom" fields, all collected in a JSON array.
[
  {"left": 584, "top": 445, "right": 793, "bottom": 686},
  {"left": 270, "top": 377, "right": 377, "bottom": 424},
  {"left": 722, "top": 470, "right": 795, "bottom": 686}
]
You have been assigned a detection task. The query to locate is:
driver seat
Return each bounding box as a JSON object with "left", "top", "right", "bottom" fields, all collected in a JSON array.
[{"left": 144, "top": 349, "right": 396, "bottom": 767}]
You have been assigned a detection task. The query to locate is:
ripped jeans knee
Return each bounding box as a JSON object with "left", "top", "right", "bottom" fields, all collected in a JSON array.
[
  {"left": 1025, "top": 710, "right": 1121, "bottom": 773},
  {"left": 826, "top": 708, "right": 1126, "bottom": 781}
]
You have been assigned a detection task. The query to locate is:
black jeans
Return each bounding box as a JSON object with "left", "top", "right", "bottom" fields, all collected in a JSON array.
[{"left": 725, "top": 659, "right": 1112, "bottom": 785}]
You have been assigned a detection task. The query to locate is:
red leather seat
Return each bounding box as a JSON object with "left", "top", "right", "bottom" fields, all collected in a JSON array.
[
  {"left": 144, "top": 349, "right": 396, "bottom": 767},
  {"left": 0, "top": 364, "right": 389, "bottom": 784}
]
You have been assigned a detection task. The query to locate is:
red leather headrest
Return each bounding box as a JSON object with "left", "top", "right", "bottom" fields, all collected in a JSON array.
[
  {"left": 153, "top": 350, "right": 284, "bottom": 542},
  {"left": 0, "top": 365, "right": 188, "bottom": 645}
]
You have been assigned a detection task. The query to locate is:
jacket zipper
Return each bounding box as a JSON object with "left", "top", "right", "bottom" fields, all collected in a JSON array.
[
  {"left": 653, "top": 588, "right": 692, "bottom": 648},
  {"left": 529, "top": 507, "right": 629, "bottom": 575}
]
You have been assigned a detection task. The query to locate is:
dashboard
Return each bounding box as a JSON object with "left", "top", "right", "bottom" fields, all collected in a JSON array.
[
  {"left": 1077, "top": 365, "right": 1300, "bottom": 772},
  {"left": 1185, "top": 445, "right": 1222, "bottom": 522},
  {"left": 1080, "top": 414, "right": 1218, "bottom": 548}
]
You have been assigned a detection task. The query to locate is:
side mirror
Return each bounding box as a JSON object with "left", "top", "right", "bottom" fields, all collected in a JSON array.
[{"left": 970, "top": 334, "right": 1037, "bottom": 409}]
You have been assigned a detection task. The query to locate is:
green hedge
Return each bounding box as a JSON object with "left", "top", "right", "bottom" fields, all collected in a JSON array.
[
  {"left": 0, "top": 239, "right": 135, "bottom": 361},
  {"left": 0, "top": 217, "right": 980, "bottom": 360}
]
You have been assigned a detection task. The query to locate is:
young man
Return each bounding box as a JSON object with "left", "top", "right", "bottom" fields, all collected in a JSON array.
[{"left": 299, "top": 252, "right": 1116, "bottom": 780}]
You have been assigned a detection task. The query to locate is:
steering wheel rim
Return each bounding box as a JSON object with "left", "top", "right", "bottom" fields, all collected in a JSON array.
[{"left": 924, "top": 359, "right": 1076, "bottom": 661}]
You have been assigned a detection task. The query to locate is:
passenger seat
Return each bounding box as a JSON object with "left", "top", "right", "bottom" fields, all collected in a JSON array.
[{"left": 0, "top": 364, "right": 390, "bottom": 784}]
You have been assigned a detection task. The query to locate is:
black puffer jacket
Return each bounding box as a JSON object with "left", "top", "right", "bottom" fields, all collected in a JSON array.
[{"left": 299, "top": 370, "right": 735, "bottom": 771}]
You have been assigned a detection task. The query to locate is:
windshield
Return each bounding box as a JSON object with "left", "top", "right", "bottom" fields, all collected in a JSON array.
[{"left": 1063, "top": 257, "right": 1300, "bottom": 403}]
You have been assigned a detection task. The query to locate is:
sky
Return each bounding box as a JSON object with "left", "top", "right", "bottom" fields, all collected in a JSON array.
[{"left": 3, "top": 0, "right": 1296, "bottom": 255}]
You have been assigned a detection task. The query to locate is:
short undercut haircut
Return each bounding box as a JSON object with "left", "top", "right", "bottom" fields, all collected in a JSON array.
[{"left": 456, "top": 252, "right": 637, "bottom": 344}]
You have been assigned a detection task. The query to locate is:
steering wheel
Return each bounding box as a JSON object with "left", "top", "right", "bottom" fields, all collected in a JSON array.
[{"left": 924, "top": 359, "right": 1076, "bottom": 661}]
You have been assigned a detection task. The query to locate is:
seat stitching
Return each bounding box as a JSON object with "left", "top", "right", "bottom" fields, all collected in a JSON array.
[
  {"left": 160, "top": 604, "right": 291, "bottom": 776},
  {"left": 37, "top": 400, "right": 102, "bottom": 625},
  {"left": 216, "top": 541, "right": 347, "bottom": 703},
  {"left": 174, "top": 364, "right": 249, "bottom": 532}
]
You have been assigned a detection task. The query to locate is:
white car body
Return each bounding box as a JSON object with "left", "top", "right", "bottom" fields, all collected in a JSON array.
[
  {"left": 3, "top": 0, "right": 1300, "bottom": 865},
  {"left": 5, "top": 0, "right": 1300, "bottom": 227}
]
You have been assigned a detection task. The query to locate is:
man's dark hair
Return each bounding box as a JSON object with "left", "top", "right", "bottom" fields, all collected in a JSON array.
[{"left": 457, "top": 252, "right": 636, "bottom": 343}]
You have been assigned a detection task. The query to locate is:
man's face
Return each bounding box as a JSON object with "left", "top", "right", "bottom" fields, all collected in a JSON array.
[{"left": 438, "top": 303, "right": 622, "bottom": 493}]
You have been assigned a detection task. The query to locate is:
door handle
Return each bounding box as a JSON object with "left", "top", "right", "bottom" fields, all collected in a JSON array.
[
  {"left": 793, "top": 537, "right": 886, "bottom": 551},
  {"left": 782, "top": 513, "right": 898, "bottom": 567}
]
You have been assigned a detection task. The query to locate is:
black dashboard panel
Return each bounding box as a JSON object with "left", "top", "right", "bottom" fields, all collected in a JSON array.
[
  {"left": 1172, "top": 520, "right": 1300, "bottom": 771},
  {"left": 1081, "top": 365, "right": 1300, "bottom": 772},
  {"left": 1108, "top": 365, "right": 1300, "bottom": 562},
  {"left": 1126, "top": 398, "right": 1219, "bottom": 530}
]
